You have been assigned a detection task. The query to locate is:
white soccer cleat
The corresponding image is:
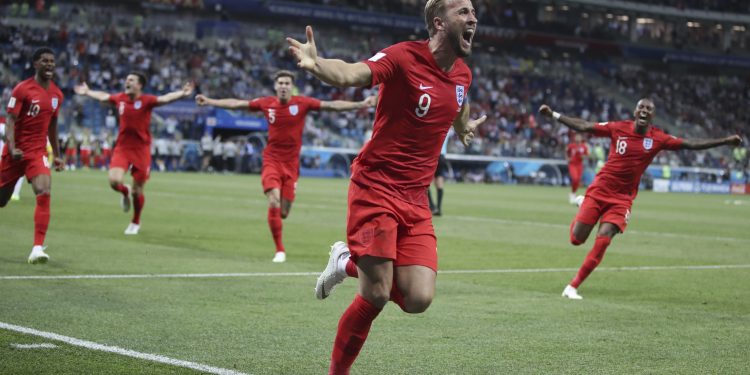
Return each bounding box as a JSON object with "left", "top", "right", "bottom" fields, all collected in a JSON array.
[
  {"left": 315, "top": 241, "right": 350, "bottom": 300},
  {"left": 124, "top": 223, "right": 140, "bottom": 235},
  {"left": 574, "top": 195, "right": 585, "bottom": 207},
  {"left": 272, "top": 251, "right": 286, "bottom": 263},
  {"left": 568, "top": 192, "right": 576, "bottom": 204},
  {"left": 562, "top": 284, "right": 583, "bottom": 300},
  {"left": 121, "top": 184, "right": 132, "bottom": 213},
  {"left": 10, "top": 193, "right": 20, "bottom": 201},
  {"left": 27, "top": 246, "right": 50, "bottom": 265}
]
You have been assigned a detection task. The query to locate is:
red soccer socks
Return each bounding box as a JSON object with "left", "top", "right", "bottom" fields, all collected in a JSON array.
[
  {"left": 570, "top": 235, "right": 612, "bottom": 288},
  {"left": 329, "top": 294, "right": 382, "bottom": 375},
  {"left": 33, "top": 193, "right": 51, "bottom": 246}
]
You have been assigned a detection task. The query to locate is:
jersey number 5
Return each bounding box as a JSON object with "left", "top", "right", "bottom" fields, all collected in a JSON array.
[{"left": 415, "top": 93, "right": 431, "bottom": 118}]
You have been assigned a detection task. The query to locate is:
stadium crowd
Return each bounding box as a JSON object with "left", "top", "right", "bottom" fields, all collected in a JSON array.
[{"left": 1, "top": 1, "right": 747, "bottom": 176}]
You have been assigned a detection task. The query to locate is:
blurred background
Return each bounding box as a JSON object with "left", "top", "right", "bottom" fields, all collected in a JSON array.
[{"left": 1, "top": 0, "right": 748, "bottom": 193}]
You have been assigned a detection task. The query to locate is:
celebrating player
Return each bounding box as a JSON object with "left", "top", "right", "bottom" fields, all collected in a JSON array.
[
  {"left": 566, "top": 132, "right": 589, "bottom": 204},
  {"left": 196, "top": 70, "right": 376, "bottom": 263},
  {"left": 288, "top": 0, "right": 484, "bottom": 372},
  {"left": 0, "top": 47, "right": 64, "bottom": 264},
  {"left": 539, "top": 99, "right": 742, "bottom": 300},
  {"left": 74, "top": 74, "right": 194, "bottom": 235}
]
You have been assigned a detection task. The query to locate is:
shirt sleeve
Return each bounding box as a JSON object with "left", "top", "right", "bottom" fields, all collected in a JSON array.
[
  {"left": 304, "top": 96, "right": 321, "bottom": 111},
  {"left": 107, "top": 93, "right": 118, "bottom": 106},
  {"left": 248, "top": 98, "right": 264, "bottom": 111},
  {"left": 591, "top": 121, "right": 614, "bottom": 138},
  {"left": 362, "top": 43, "right": 407, "bottom": 87},
  {"left": 147, "top": 95, "right": 159, "bottom": 109},
  {"left": 6, "top": 85, "right": 24, "bottom": 117},
  {"left": 660, "top": 133, "right": 684, "bottom": 150}
]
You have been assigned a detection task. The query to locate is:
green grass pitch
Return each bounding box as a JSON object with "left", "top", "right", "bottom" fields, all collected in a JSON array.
[{"left": 1, "top": 170, "right": 749, "bottom": 374}]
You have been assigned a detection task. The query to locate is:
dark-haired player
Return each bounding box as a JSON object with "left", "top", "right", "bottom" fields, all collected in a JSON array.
[
  {"left": 539, "top": 99, "right": 742, "bottom": 299},
  {"left": 75, "top": 74, "right": 194, "bottom": 234},
  {"left": 196, "top": 70, "right": 376, "bottom": 263},
  {"left": 288, "top": 0, "right": 485, "bottom": 372},
  {"left": 1, "top": 47, "right": 64, "bottom": 264}
]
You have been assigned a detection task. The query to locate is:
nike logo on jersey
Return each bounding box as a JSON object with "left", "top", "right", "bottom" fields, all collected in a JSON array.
[{"left": 419, "top": 84, "right": 433, "bottom": 90}]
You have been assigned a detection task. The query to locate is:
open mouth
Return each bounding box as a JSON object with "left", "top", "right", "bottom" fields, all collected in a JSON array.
[
  {"left": 637, "top": 112, "right": 649, "bottom": 124},
  {"left": 461, "top": 28, "right": 475, "bottom": 48}
]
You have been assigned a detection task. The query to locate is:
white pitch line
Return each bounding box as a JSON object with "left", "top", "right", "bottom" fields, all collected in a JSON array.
[
  {"left": 0, "top": 322, "right": 250, "bottom": 375},
  {"left": 1, "top": 264, "right": 748, "bottom": 281},
  {"left": 10, "top": 343, "right": 58, "bottom": 349}
]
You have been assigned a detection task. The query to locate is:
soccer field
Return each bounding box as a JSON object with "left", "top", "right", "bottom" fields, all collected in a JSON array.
[{"left": 1, "top": 171, "right": 749, "bottom": 374}]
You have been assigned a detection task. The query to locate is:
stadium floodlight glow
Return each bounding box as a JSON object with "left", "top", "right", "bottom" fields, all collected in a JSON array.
[
  {"left": 545, "top": 5, "right": 554, "bottom": 12},
  {"left": 715, "top": 24, "right": 722, "bottom": 30},
  {"left": 636, "top": 18, "right": 654, "bottom": 24},
  {"left": 606, "top": 13, "right": 613, "bottom": 19},
  {"left": 687, "top": 21, "right": 700, "bottom": 28},
  {"left": 617, "top": 15, "right": 629, "bottom": 22},
  {"left": 732, "top": 25, "right": 746, "bottom": 32},
  {"left": 582, "top": 12, "right": 589, "bottom": 18},
  {"left": 560, "top": 5, "right": 569, "bottom": 11}
]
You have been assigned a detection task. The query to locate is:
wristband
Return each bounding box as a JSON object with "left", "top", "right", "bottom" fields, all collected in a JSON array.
[{"left": 553, "top": 111, "right": 561, "bottom": 120}]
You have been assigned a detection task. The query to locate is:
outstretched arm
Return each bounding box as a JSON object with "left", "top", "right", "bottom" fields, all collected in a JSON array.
[
  {"left": 680, "top": 135, "right": 742, "bottom": 150},
  {"left": 74, "top": 82, "right": 111, "bottom": 102},
  {"left": 320, "top": 95, "right": 377, "bottom": 112},
  {"left": 157, "top": 82, "right": 195, "bottom": 105},
  {"left": 195, "top": 94, "right": 250, "bottom": 110},
  {"left": 287, "top": 26, "right": 372, "bottom": 88},
  {"left": 539, "top": 104, "right": 598, "bottom": 133},
  {"left": 452, "top": 102, "right": 487, "bottom": 147}
]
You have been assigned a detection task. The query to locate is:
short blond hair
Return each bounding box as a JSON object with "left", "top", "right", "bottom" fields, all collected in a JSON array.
[{"left": 424, "top": 0, "right": 447, "bottom": 37}]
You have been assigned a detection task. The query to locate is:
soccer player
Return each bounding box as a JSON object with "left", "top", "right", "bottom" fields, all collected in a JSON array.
[
  {"left": 428, "top": 127, "right": 452, "bottom": 216},
  {"left": 74, "top": 75, "right": 194, "bottom": 234},
  {"left": 539, "top": 99, "right": 742, "bottom": 300},
  {"left": 288, "top": 0, "right": 484, "bottom": 372},
  {"left": 195, "top": 70, "right": 376, "bottom": 263},
  {"left": 566, "top": 132, "right": 589, "bottom": 204},
  {"left": 0, "top": 47, "right": 64, "bottom": 264}
]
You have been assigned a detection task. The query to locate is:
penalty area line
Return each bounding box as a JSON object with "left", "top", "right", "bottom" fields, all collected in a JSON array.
[
  {"left": 1, "top": 264, "right": 749, "bottom": 281},
  {"left": 0, "top": 322, "right": 250, "bottom": 375}
]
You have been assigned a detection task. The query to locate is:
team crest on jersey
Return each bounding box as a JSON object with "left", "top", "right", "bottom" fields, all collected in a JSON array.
[
  {"left": 456, "top": 85, "right": 465, "bottom": 107},
  {"left": 289, "top": 105, "right": 299, "bottom": 116},
  {"left": 134, "top": 100, "right": 142, "bottom": 110},
  {"left": 51, "top": 98, "right": 58, "bottom": 110},
  {"left": 643, "top": 138, "right": 653, "bottom": 150}
]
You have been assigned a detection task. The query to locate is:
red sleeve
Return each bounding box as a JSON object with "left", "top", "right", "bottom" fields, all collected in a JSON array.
[
  {"left": 362, "top": 43, "right": 407, "bottom": 87},
  {"left": 304, "top": 96, "right": 321, "bottom": 111},
  {"left": 248, "top": 97, "right": 264, "bottom": 111},
  {"left": 659, "top": 132, "right": 684, "bottom": 150},
  {"left": 107, "top": 92, "right": 121, "bottom": 106},
  {"left": 6, "top": 84, "right": 24, "bottom": 117},
  {"left": 591, "top": 121, "right": 615, "bottom": 138},
  {"left": 583, "top": 144, "right": 590, "bottom": 155},
  {"left": 146, "top": 94, "right": 159, "bottom": 109}
]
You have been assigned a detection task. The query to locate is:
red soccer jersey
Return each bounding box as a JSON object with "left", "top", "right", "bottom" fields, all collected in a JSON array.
[
  {"left": 567, "top": 142, "right": 589, "bottom": 166},
  {"left": 6, "top": 78, "right": 63, "bottom": 154},
  {"left": 588, "top": 120, "right": 683, "bottom": 202},
  {"left": 355, "top": 40, "right": 472, "bottom": 201},
  {"left": 109, "top": 93, "right": 158, "bottom": 148},
  {"left": 248, "top": 96, "right": 320, "bottom": 163}
]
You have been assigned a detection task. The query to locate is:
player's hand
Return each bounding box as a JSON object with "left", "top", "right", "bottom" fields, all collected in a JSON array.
[
  {"left": 459, "top": 115, "right": 488, "bottom": 147},
  {"left": 53, "top": 157, "right": 64, "bottom": 172},
  {"left": 538, "top": 104, "right": 553, "bottom": 118},
  {"left": 195, "top": 94, "right": 209, "bottom": 106},
  {"left": 73, "top": 82, "right": 89, "bottom": 96},
  {"left": 363, "top": 95, "right": 377, "bottom": 108},
  {"left": 727, "top": 134, "right": 743, "bottom": 146},
  {"left": 286, "top": 26, "right": 318, "bottom": 72},
  {"left": 11, "top": 148, "right": 23, "bottom": 160},
  {"left": 181, "top": 82, "right": 195, "bottom": 97}
]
